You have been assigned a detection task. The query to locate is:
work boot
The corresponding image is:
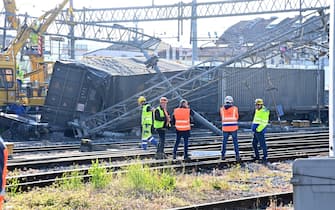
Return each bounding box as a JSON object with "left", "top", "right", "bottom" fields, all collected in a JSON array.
[
  {"left": 184, "top": 155, "right": 191, "bottom": 161},
  {"left": 142, "top": 143, "right": 147, "bottom": 150},
  {"left": 155, "top": 153, "right": 167, "bottom": 160},
  {"left": 261, "top": 158, "right": 268, "bottom": 165},
  {"left": 252, "top": 156, "right": 260, "bottom": 162},
  {"left": 149, "top": 137, "right": 158, "bottom": 146}
]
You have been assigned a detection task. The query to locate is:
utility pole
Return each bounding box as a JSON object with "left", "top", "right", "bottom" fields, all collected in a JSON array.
[
  {"left": 69, "top": 0, "right": 75, "bottom": 59},
  {"left": 2, "top": 17, "right": 7, "bottom": 52},
  {"left": 330, "top": 0, "right": 334, "bottom": 157},
  {"left": 191, "top": 0, "right": 198, "bottom": 65}
]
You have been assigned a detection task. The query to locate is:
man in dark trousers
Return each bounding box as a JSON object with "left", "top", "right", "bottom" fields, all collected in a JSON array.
[
  {"left": 252, "top": 98, "right": 270, "bottom": 164},
  {"left": 0, "top": 137, "right": 8, "bottom": 209},
  {"left": 154, "top": 97, "right": 171, "bottom": 159},
  {"left": 172, "top": 99, "right": 194, "bottom": 161},
  {"left": 220, "top": 96, "right": 240, "bottom": 161}
]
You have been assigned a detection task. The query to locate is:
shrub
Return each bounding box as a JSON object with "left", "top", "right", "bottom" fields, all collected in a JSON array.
[
  {"left": 191, "top": 177, "right": 203, "bottom": 191},
  {"left": 159, "top": 171, "right": 176, "bottom": 192},
  {"left": 211, "top": 178, "right": 222, "bottom": 190},
  {"left": 88, "top": 159, "right": 111, "bottom": 189},
  {"left": 124, "top": 162, "right": 176, "bottom": 193},
  {"left": 7, "top": 169, "right": 21, "bottom": 196},
  {"left": 57, "top": 167, "right": 84, "bottom": 190},
  {"left": 125, "top": 162, "right": 152, "bottom": 190}
]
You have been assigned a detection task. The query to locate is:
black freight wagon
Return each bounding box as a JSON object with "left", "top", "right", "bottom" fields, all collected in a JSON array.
[{"left": 42, "top": 61, "right": 326, "bottom": 132}]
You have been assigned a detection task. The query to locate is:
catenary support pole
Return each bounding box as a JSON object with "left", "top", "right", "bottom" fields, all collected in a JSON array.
[
  {"left": 329, "top": 0, "right": 334, "bottom": 157},
  {"left": 191, "top": 0, "right": 198, "bottom": 65}
]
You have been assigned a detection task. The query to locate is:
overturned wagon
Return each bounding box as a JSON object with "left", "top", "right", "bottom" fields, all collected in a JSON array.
[{"left": 42, "top": 60, "right": 325, "bottom": 133}]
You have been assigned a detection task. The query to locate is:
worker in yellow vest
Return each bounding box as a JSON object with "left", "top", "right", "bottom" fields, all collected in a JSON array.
[
  {"left": 154, "top": 97, "right": 171, "bottom": 159},
  {"left": 252, "top": 98, "right": 270, "bottom": 163},
  {"left": 138, "top": 96, "right": 157, "bottom": 150},
  {"left": 220, "top": 96, "right": 240, "bottom": 161},
  {"left": 16, "top": 64, "right": 24, "bottom": 93}
]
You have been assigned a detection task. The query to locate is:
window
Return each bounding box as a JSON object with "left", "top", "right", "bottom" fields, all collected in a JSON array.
[{"left": 0, "top": 68, "right": 14, "bottom": 88}]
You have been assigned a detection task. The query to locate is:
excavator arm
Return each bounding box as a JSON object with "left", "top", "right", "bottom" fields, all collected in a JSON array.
[
  {"left": 3, "top": 0, "right": 19, "bottom": 30},
  {"left": 4, "top": 0, "right": 69, "bottom": 57}
]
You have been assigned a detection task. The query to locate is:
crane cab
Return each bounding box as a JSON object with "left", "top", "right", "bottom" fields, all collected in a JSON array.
[{"left": 0, "top": 54, "right": 17, "bottom": 107}]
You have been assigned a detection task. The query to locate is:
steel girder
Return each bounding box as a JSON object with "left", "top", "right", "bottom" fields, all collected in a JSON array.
[
  {"left": 46, "top": 23, "right": 162, "bottom": 51},
  {"left": 71, "top": 11, "right": 328, "bottom": 137},
  {"left": 65, "top": 0, "right": 329, "bottom": 23},
  {"left": 0, "top": 0, "right": 329, "bottom": 47}
]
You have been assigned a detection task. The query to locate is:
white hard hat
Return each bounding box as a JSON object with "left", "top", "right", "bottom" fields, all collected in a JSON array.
[
  {"left": 160, "top": 97, "right": 168, "bottom": 103},
  {"left": 179, "top": 99, "right": 188, "bottom": 107},
  {"left": 224, "top": 96, "right": 234, "bottom": 104}
]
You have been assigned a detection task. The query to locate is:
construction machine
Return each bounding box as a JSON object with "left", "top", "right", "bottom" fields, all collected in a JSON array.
[
  {"left": 1, "top": 0, "right": 69, "bottom": 109},
  {"left": 0, "top": 0, "right": 69, "bottom": 140},
  {"left": 3, "top": 0, "right": 19, "bottom": 30}
]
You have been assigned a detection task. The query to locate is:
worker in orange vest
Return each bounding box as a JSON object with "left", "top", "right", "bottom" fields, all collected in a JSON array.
[
  {"left": 0, "top": 137, "right": 8, "bottom": 209},
  {"left": 172, "top": 99, "right": 194, "bottom": 161},
  {"left": 220, "top": 96, "right": 240, "bottom": 161}
]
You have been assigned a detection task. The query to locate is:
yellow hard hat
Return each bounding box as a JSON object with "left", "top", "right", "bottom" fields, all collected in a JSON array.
[
  {"left": 255, "top": 98, "right": 264, "bottom": 105},
  {"left": 160, "top": 97, "right": 168, "bottom": 103},
  {"left": 138, "top": 96, "right": 146, "bottom": 104}
]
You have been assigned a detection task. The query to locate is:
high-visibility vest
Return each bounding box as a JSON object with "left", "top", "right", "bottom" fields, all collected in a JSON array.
[
  {"left": 154, "top": 106, "right": 165, "bottom": 129},
  {"left": 220, "top": 106, "right": 239, "bottom": 132},
  {"left": 1, "top": 147, "right": 7, "bottom": 192},
  {"left": 252, "top": 106, "right": 270, "bottom": 132},
  {"left": 174, "top": 108, "right": 191, "bottom": 131},
  {"left": 141, "top": 104, "right": 153, "bottom": 125},
  {"left": 0, "top": 140, "right": 7, "bottom": 204}
]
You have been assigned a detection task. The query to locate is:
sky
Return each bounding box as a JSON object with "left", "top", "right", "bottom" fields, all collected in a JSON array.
[{"left": 9, "top": 0, "right": 298, "bottom": 48}]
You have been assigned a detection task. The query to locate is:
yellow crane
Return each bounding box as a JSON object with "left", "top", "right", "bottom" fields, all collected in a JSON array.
[
  {"left": 0, "top": 0, "right": 69, "bottom": 108},
  {"left": 3, "top": 0, "right": 19, "bottom": 30}
]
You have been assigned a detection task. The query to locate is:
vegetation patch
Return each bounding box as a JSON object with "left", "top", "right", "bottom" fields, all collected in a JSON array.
[{"left": 5, "top": 161, "right": 293, "bottom": 209}]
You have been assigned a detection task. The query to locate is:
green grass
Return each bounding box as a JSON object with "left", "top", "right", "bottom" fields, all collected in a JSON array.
[
  {"left": 7, "top": 169, "right": 21, "bottom": 197},
  {"left": 4, "top": 161, "right": 293, "bottom": 209},
  {"left": 55, "top": 166, "right": 84, "bottom": 190},
  {"left": 123, "top": 161, "right": 176, "bottom": 193},
  {"left": 88, "top": 159, "right": 112, "bottom": 189}
]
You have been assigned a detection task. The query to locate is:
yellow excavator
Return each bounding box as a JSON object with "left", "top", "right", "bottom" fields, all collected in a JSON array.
[
  {"left": 1, "top": 0, "right": 69, "bottom": 109},
  {"left": 0, "top": 0, "right": 69, "bottom": 140},
  {"left": 3, "top": 0, "right": 19, "bottom": 30}
]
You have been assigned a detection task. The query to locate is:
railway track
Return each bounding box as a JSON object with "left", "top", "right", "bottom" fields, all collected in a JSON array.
[
  {"left": 170, "top": 191, "right": 293, "bottom": 210},
  {"left": 6, "top": 132, "right": 329, "bottom": 191},
  {"left": 8, "top": 132, "right": 329, "bottom": 170},
  {"left": 11, "top": 130, "right": 327, "bottom": 154}
]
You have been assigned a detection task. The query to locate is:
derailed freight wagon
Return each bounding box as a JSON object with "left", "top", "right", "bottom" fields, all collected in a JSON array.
[
  {"left": 42, "top": 60, "right": 325, "bottom": 133},
  {"left": 41, "top": 59, "right": 188, "bottom": 131},
  {"left": 189, "top": 67, "right": 326, "bottom": 123}
]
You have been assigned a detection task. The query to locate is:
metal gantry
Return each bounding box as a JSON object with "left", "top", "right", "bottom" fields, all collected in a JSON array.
[
  {"left": 0, "top": 0, "right": 330, "bottom": 46},
  {"left": 66, "top": 0, "right": 329, "bottom": 23},
  {"left": 71, "top": 11, "right": 328, "bottom": 137}
]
